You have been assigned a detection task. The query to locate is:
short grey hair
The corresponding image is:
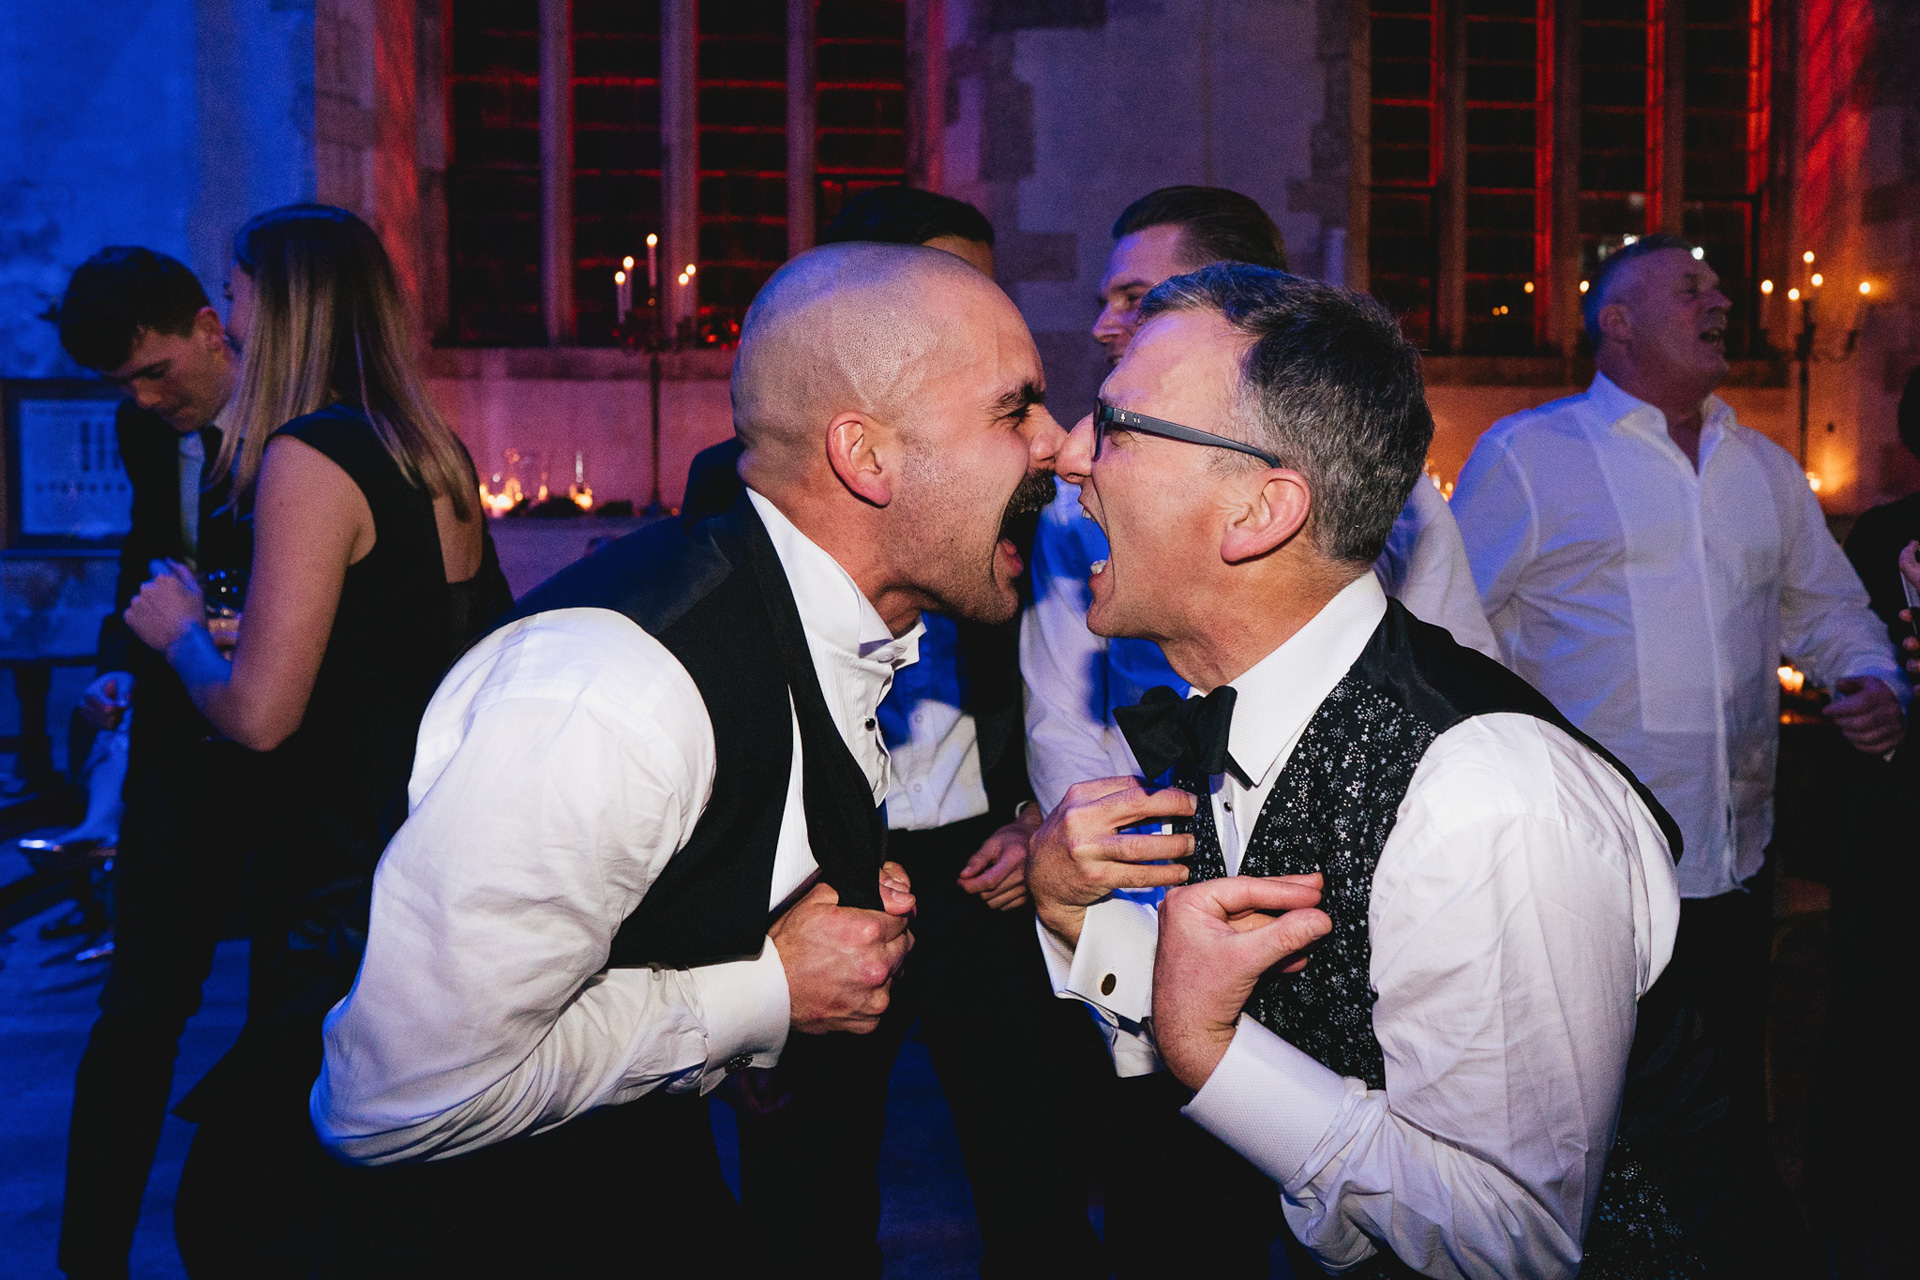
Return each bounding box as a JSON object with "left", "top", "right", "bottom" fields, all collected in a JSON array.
[{"left": 1135, "top": 264, "right": 1433, "bottom": 566}]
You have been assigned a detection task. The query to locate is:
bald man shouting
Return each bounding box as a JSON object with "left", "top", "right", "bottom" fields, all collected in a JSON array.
[{"left": 310, "top": 244, "right": 1065, "bottom": 1275}]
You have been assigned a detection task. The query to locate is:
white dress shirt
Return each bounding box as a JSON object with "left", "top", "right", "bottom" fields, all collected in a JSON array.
[
  {"left": 1451, "top": 373, "right": 1907, "bottom": 898},
  {"left": 312, "top": 490, "right": 921, "bottom": 1164},
  {"left": 1021, "top": 478, "right": 1502, "bottom": 813},
  {"left": 1038, "top": 573, "right": 1682, "bottom": 1279},
  {"left": 878, "top": 612, "right": 992, "bottom": 831}
]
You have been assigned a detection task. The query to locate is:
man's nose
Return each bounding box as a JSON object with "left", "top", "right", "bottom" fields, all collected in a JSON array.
[
  {"left": 131, "top": 383, "right": 164, "bottom": 410},
  {"left": 1056, "top": 413, "right": 1096, "bottom": 485},
  {"left": 1026, "top": 406, "right": 1070, "bottom": 472},
  {"left": 1091, "top": 301, "right": 1124, "bottom": 345}
]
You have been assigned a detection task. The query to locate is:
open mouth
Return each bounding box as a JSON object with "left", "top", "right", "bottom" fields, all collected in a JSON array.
[
  {"left": 1699, "top": 319, "right": 1726, "bottom": 351},
  {"left": 996, "top": 470, "right": 1056, "bottom": 573}
]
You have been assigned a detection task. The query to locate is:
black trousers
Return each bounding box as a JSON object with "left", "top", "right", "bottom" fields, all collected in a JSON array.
[
  {"left": 736, "top": 813, "right": 1113, "bottom": 1279},
  {"left": 59, "top": 737, "right": 252, "bottom": 1280},
  {"left": 1099, "top": 1071, "right": 1287, "bottom": 1279},
  {"left": 173, "top": 1087, "right": 742, "bottom": 1279}
]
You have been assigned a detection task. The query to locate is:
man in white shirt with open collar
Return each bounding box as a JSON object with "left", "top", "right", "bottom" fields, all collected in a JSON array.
[
  {"left": 1023, "top": 263, "right": 1790, "bottom": 1277},
  {"left": 1450, "top": 235, "right": 1908, "bottom": 1131},
  {"left": 309, "top": 243, "right": 1067, "bottom": 1274}
]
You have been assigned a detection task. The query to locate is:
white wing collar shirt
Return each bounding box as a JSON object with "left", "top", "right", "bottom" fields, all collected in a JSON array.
[
  {"left": 1451, "top": 373, "right": 1907, "bottom": 898},
  {"left": 1037, "top": 573, "right": 1683, "bottom": 1279},
  {"left": 312, "top": 490, "right": 920, "bottom": 1164},
  {"left": 1020, "top": 478, "right": 1501, "bottom": 815}
]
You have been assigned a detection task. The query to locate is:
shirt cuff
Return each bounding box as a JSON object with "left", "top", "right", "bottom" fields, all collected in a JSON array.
[
  {"left": 688, "top": 938, "right": 791, "bottom": 1094},
  {"left": 1064, "top": 896, "right": 1160, "bottom": 1023},
  {"left": 1182, "top": 1014, "right": 1356, "bottom": 1188}
]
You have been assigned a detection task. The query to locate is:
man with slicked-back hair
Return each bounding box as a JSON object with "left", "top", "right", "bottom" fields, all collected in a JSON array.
[{"left": 312, "top": 243, "right": 1066, "bottom": 1275}]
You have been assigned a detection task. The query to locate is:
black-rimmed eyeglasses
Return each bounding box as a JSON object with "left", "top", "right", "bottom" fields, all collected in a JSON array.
[{"left": 1093, "top": 401, "right": 1281, "bottom": 467}]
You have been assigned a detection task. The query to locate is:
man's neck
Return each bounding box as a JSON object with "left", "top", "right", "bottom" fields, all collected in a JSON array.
[
  {"left": 1159, "top": 564, "right": 1357, "bottom": 693},
  {"left": 1598, "top": 358, "right": 1716, "bottom": 470},
  {"left": 752, "top": 484, "right": 924, "bottom": 636}
]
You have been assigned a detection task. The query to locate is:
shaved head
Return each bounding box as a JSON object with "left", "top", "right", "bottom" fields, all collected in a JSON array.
[
  {"left": 725, "top": 239, "right": 1065, "bottom": 630},
  {"left": 732, "top": 242, "right": 1007, "bottom": 474}
]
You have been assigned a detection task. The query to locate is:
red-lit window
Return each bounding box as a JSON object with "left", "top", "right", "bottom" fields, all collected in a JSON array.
[
  {"left": 445, "top": 1, "right": 907, "bottom": 347},
  {"left": 1577, "top": 1, "right": 1653, "bottom": 276},
  {"left": 816, "top": 1, "right": 908, "bottom": 234},
  {"left": 1369, "top": 1, "right": 1441, "bottom": 348},
  {"left": 446, "top": 0, "right": 544, "bottom": 346},
  {"left": 696, "top": 2, "right": 787, "bottom": 339},
  {"left": 572, "top": 1, "right": 662, "bottom": 343},
  {"left": 1462, "top": 0, "right": 1549, "bottom": 355},
  {"left": 1683, "top": 0, "right": 1768, "bottom": 357}
]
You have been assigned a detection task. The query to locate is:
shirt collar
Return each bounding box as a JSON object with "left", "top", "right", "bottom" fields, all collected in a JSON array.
[
  {"left": 1202, "top": 572, "right": 1388, "bottom": 790},
  {"left": 747, "top": 489, "right": 922, "bottom": 671},
  {"left": 1586, "top": 372, "right": 1735, "bottom": 451}
]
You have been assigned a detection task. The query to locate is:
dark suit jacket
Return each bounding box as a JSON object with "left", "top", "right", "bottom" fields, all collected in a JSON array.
[
  {"left": 97, "top": 400, "right": 252, "bottom": 748},
  {"left": 680, "top": 437, "right": 1033, "bottom": 817}
]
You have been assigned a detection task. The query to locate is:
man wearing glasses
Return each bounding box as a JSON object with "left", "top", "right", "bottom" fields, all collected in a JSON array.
[
  {"left": 1026, "top": 263, "right": 1762, "bottom": 1277},
  {"left": 1022, "top": 186, "right": 1496, "bottom": 823}
]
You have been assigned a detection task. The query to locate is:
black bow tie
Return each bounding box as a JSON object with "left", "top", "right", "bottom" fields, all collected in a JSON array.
[{"left": 1114, "top": 684, "right": 1252, "bottom": 788}]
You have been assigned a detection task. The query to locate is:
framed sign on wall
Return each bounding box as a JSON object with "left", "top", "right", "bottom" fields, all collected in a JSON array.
[{"left": 2, "top": 379, "right": 130, "bottom": 549}]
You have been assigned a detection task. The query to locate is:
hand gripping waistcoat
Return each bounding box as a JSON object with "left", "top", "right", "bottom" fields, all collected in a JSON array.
[{"left": 1179, "top": 601, "right": 1747, "bottom": 1279}]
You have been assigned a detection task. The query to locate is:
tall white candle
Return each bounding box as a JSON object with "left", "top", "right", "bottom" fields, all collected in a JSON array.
[
  {"left": 646, "top": 234, "right": 659, "bottom": 289},
  {"left": 615, "top": 270, "right": 632, "bottom": 321}
]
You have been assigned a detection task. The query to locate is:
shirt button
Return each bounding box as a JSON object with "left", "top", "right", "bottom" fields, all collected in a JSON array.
[
  {"left": 1100, "top": 973, "right": 1117, "bottom": 996},
  {"left": 864, "top": 718, "right": 875, "bottom": 730},
  {"left": 725, "top": 1052, "right": 753, "bottom": 1074}
]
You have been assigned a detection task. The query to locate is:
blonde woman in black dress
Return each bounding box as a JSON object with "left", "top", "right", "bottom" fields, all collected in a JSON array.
[{"left": 123, "top": 204, "right": 510, "bottom": 1274}]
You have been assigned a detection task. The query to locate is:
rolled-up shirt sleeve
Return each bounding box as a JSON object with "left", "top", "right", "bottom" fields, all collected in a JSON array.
[{"left": 312, "top": 611, "right": 791, "bottom": 1165}]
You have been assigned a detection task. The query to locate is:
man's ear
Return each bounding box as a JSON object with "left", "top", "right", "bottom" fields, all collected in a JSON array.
[
  {"left": 1220, "top": 468, "right": 1312, "bottom": 564},
  {"left": 1598, "top": 301, "right": 1632, "bottom": 348},
  {"left": 825, "top": 412, "right": 894, "bottom": 507},
  {"left": 192, "top": 306, "right": 227, "bottom": 348}
]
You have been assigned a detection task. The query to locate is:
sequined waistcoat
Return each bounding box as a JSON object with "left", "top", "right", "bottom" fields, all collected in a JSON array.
[{"left": 1181, "top": 601, "right": 1721, "bottom": 1279}]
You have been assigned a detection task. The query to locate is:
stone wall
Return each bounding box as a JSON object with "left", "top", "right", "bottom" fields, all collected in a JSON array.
[
  {"left": 939, "top": 0, "right": 1346, "bottom": 424},
  {"left": 0, "top": 0, "right": 315, "bottom": 378}
]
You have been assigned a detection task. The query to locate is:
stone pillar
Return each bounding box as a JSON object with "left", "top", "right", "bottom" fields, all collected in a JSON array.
[
  {"left": 905, "top": 0, "right": 945, "bottom": 192},
  {"left": 540, "top": 0, "right": 574, "bottom": 345},
  {"left": 788, "top": 0, "right": 816, "bottom": 258},
  {"left": 1550, "top": 0, "right": 1582, "bottom": 355},
  {"left": 1436, "top": 0, "right": 1468, "bottom": 352},
  {"left": 662, "top": 0, "right": 698, "bottom": 329},
  {"left": 1346, "top": 0, "right": 1370, "bottom": 293},
  {"left": 1650, "top": 0, "right": 1685, "bottom": 236}
]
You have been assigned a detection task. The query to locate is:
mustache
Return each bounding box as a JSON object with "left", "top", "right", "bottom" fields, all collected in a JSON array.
[
  {"left": 1000, "top": 470, "right": 1056, "bottom": 532},
  {"left": 997, "top": 469, "right": 1056, "bottom": 565}
]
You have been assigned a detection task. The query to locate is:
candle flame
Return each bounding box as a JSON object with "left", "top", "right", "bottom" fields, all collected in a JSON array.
[
  {"left": 647, "top": 233, "right": 658, "bottom": 247},
  {"left": 1859, "top": 281, "right": 1872, "bottom": 296},
  {"left": 685, "top": 264, "right": 696, "bottom": 276},
  {"left": 1760, "top": 279, "right": 1773, "bottom": 294},
  {"left": 1806, "top": 471, "right": 1822, "bottom": 492},
  {"left": 1578, "top": 280, "right": 1589, "bottom": 293},
  {"left": 1788, "top": 287, "right": 1800, "bottom": 301},
  {"left": 614, "top": 270, "right": 625, "bottom": 284},
  {"left": 677, "top": 272, "right": 689, "bottom": 286},
  {"left": 1802, "top": 251, "right": 1815, "bottom": 264},
  {"left": 622, "top": 256, "right": 635, "bottom": 270},
  {"left": 1778, "top": 665, "right": 1805, "bottom": 695},
  {"left": 1523, "top": 281, "right": 1534, "bottom": 294},
  {"left": 1811, "top": 273, "right": 1823, "bottom": 287}
]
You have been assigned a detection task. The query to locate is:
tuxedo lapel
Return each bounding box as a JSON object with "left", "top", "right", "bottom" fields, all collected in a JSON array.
[{"left": 731, "top": 498, "right": 887, "bottom": 912}]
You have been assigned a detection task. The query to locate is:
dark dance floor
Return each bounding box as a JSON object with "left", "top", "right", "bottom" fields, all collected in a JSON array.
[
  {"left": 0, "top": 857, "right": 985, "bottom": 1278},
  {"left": 0, "top": 840, "right": 1831, "bottom": 1279}
]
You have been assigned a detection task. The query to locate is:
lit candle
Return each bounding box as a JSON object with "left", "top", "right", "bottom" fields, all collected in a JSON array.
[
  {"left": 615, "top": 270, "right": 632, "bottom": 322},
  {"left": 1760, "top": 278, "right": 1773, "bottom": 331},
  {"left": 646, "top": 234, "right": 659, "bottom": 289}
]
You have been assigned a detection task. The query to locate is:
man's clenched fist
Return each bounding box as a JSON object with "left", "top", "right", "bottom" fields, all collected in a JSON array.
[
  {"left": 770, "top": 861, "right": 915, "bottom": 1035},
  {"left": 1152, "top": 875, "right": 1330, "bottom": 1090}
]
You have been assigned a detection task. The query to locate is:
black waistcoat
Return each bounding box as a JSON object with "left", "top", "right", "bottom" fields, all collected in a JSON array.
[
  {"left": 496, "top": 491, "right": 886, "bottom": 965},
  {"left": 1182, "top": 601, "right": 1730, "bottom": 1278}
]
